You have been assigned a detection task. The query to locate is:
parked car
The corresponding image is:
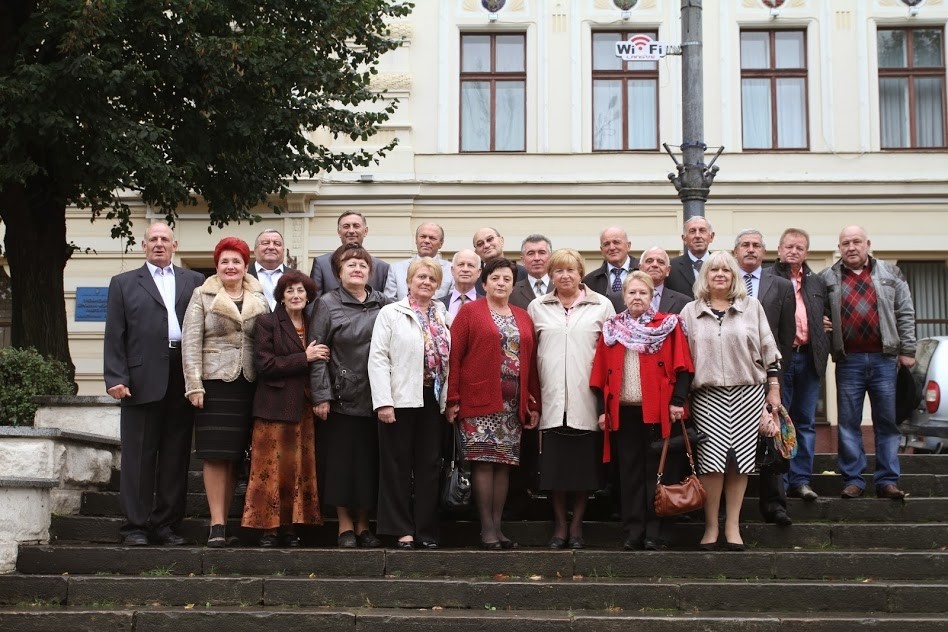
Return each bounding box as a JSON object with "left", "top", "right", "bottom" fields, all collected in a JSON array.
[{"left": 901, "top": 336, "right": 948, "bottom": 450}]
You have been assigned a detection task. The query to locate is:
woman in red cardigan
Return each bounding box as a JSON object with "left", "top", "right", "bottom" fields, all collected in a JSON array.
[
  {"left": 446, "top": 258, "right": 540, "bottom": 549},
  {"left": 589, "top": 271, "right": 694, "bottom": 551}
]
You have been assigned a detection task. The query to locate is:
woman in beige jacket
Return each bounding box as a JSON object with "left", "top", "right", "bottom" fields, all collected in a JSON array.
[
  {"left": 528, "top": 249, "right": 615, "bottom": 549},
  {"left": 182, "top": 237, "right": 269, "bottom": 547},
  {"left": 680, "top": 251, "right": 781, "bottom": 551}
]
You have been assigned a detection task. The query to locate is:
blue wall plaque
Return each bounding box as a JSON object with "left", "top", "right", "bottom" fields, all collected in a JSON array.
[{"left": 75, "top": 287, "right": 109, "bottom": 322}]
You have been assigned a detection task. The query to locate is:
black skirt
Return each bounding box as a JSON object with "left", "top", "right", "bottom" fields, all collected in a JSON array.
[
  {"left": 194, "top": 375, "right": 255, "bottom": 461},
  {"left": 317, "top": 411, "right": 379, "bottom": 511},
  {"left": 538, "top": 427, "right": 603, "bottom": 492}
]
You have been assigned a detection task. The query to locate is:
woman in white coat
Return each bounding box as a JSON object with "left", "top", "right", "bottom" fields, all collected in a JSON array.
[
  {"left": 369, "top": 257, "right": 451, "bottom": 549},
  {"left": 528, "top": 248, "right": 615, "bottom": 549}
]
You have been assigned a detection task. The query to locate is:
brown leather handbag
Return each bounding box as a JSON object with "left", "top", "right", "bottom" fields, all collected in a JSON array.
[{"left": 654, "top": 417, "right": 707, "bottom": 517}]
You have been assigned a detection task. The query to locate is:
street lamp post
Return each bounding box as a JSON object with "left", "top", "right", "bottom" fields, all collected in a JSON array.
[{"left": 665, "top": 0, "right": 722, "bottom": 223}]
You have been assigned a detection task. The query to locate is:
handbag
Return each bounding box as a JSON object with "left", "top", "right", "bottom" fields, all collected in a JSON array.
[
  {"left": 440, "top": 424, "right": 472, "bottom": 511},
  {"left": 654, "top": 417, "right": 707, "bottom": 517},
  {"left": 756, "top": 404, "right": 790, "bottom": 472},
  {"left": 648, "top": 425, "right": 709, "bottom": 455}
]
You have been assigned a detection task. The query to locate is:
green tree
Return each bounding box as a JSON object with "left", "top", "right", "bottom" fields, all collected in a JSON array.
[{"left": 0, "top": 0, "right": 411, "bottom": 382}]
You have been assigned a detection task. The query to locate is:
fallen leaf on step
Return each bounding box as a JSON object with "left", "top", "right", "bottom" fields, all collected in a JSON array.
[
  {"left": 529, "top": 575, "right": 542, "bottom": 581},
  {"left": 309, "top": 573, "right": 316, "bottom": 579},
  {"left": 572, "top": 574, "right": 584, "bottom": 581},
  {"left": 493, "top": 573, "right": 509, "bottom": 581},
  {"left": 184, "top": 603, "right": 195, "bottom": 609},
  {"left": 431, "top": 606, "right": 443, "bottom": 610}
]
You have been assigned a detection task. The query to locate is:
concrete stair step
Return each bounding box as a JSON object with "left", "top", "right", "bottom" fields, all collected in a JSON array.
[
  {"left": 170, "top": 471, "right": 948, "bottom": 497},
  {"left": 49, "top": 514, "right": 948, "bottom": 550},
  {"left": 77, "top": 489, "right": 948, "bottom": 525},
  {"left": 14, "top": 546, "right": 948, "bottom": 581},
  {"left": 1, "top": 606, "right": 947, "bottom": 632},
  {"left": 811, "top": 453, "right": 948, "bottom": 474},
  {"left": 2, "top": 573, "right": 947, "bottom": 614}
]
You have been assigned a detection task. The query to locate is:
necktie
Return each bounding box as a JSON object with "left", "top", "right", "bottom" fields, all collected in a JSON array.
[
  {"left": 534, "top": 280, "right": 544, "bottom": 297},
  {"left": 610, "top": 268, "right": 623, "bottom": 293},
  {"left": 692, "top": 259, "right": 703, "bottom": 277},
  {"left": 651, "top": 291, "right": 661, "bottom": 312},
  {"left": 459, "top": 294, "right": 469, "bottom": 304},
  {"left": 744, "top": 273, "right": 754, "bottom": 297}
]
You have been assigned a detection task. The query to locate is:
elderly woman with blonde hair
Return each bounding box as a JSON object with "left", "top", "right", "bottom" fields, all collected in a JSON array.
[
  {"left": 369, "top": 257, "right": 451, "bottom": 549},
  {"left": 528, "top": 248, "right": 615, "bottom": 549},
  {"left": 680, "top": 250, "right": 781, "bottom": 551}
]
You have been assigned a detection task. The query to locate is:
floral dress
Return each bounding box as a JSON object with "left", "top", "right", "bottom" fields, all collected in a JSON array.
[{"left": 459, "top": 310, "right": 523, "bottom": 465}]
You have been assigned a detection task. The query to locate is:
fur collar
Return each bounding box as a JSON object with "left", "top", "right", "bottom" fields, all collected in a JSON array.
[{"left": 200, "top": 274, "right": 268, "bottom": 322}]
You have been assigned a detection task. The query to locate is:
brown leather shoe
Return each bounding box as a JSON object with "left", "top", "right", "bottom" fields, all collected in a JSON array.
[
  {"left": 840, "top": 484, "right": 864, "bottom": 499},
  {"left": 876, "top": 484, "right": 908, "bottom": 500}
]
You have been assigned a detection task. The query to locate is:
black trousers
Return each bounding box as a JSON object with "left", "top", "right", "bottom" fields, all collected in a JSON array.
[
  {"left": 119, "top": 348, "right": 194, "bottom": 537},
  {"left": 612, "top": 406, "right": 665, "bottom": 544},
  {"left": 758, "top": 464, "right": 788, "bottom": 518},
  {"left": 376, "top": 387, "right": 444, "bottom": 542}
]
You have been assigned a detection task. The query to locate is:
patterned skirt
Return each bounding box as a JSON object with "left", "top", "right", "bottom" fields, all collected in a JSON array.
[
  {"left": 690, "top": 384, "right": 766, "bottom": 475},
  {"left": 240, "top": 406, "right": 322, "bottom": 530},
  {"left": 460, "top": 378, "right": 522, "bottom": 466}
]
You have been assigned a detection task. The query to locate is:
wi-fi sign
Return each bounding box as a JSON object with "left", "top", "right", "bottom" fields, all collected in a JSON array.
[{"left": 615, "top": 33, "right": 676, "bottom": 61}]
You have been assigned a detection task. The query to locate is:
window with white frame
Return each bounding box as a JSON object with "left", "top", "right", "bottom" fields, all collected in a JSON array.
[
  {"left": 878, "top": 28, "right": 946, "bottom": 149},
  {"left": 459, "top": 33, "right": 526, "bottom": 152},
  {"left": 740, "top": 30, "right": 808, "bottom": 150},
  {"left": 591, "top": 31, "right": 659, "bottom": 151}
]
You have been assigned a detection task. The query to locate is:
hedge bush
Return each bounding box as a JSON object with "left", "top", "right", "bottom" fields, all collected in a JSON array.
[{"left": 0, "top": 347, "right": 73, "bottom": 426}]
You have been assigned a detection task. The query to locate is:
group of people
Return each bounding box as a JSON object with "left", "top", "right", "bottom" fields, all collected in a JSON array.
[{"left": 103, "top": 212, "right": 916, "bottom": 552}]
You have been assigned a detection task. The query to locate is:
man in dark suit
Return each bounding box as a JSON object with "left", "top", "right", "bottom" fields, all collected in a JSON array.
[
  {"left": 472, "top": 227, "right": 527, "bottom": 293},
  {"left": 310, "top": 211, "right": 389, "bottom": 297},
  {"left": 248, "top": 228, "right": 288, "bottom": 310},
  {"left": 639, "top": 247, "right": 691, "bottom": 315},
  {"left": 440, "top": 249, "right": 484, "bottom": 317},
  {"left": 734, "top": 229, "right": 797, "bottom": 527},
  {"left": 666, "top": 216, "right": 716, "bottom": 299},
  {"left": 582, "top": 226, "right": 639, "bottom": 308},
  {"left": 772, "top": 228, "right": 830, "bottom": 503},
  {"left": 103, "top": 223, "right": 205, "bottom": 546},
  {"left": 509, "top": 234, "right": 552, "bottom": 310}
]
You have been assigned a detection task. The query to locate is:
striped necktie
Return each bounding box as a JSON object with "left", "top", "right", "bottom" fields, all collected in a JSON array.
[{"left": 744, "top": 273, "right": 754, "bottom": 297}]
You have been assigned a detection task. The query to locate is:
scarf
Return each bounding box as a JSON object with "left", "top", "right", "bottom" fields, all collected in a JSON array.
[
  {"left": 408, "top": 296, "right": 450, "bottom": 388},
  {"left": 602, "top": 308, "right": 679, "bottom": 354}
]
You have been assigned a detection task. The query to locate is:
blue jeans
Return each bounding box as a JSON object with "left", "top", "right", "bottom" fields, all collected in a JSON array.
[
  {"left": 835, "top": 352, "right": 901, "bottom": 489},
  {"left": 782, "top": 350, "right": 822, "bottom": 489}
]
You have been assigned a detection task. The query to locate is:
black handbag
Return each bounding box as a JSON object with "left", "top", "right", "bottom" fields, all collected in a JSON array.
[
  {"left": 756, "top": 435, "right": 790, "bottom": 473},
  {"left": 440, "top": 424, "right": 472, "bottom": 511},
  {"left": 648, "top": 424, "right": 708, "bottom": 455}
]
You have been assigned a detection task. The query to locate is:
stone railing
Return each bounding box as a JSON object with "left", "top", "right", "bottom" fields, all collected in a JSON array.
[{"left": 0, "top": 397, "right": 120, "bottom": 573}]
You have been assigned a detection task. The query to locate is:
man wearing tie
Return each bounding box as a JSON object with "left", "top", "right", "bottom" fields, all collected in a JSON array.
[
  {"left": 666, "top": 216, "right": 716, "bottom": 299},
  {"left": 248, "top": 229, "right": 287, "bottom": 310},
  {"left": 582, "top": 226, "right": 639, "bottom": 309},
  {"left": 104, "top": 223, "right": 205, "bottom": 546},
  {"left": 733, "top": 229, "right": 797, "bottom": 527},
  {"left": 440, "top": 249, "right": 483, "bottom": 319},
  {"left": 638, "top": 246, "right": 691, "bottom": 315},
  {"left": 509, "top": 234, "right": 552, "bottom": 310}
]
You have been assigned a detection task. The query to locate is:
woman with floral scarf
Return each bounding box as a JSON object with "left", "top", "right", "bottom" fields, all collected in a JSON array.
[
  {"left": 369, "top": 257, "right": 451, "bottom": 549},
  {"left": 590, "top": 270, "right": 694, "bottom": 551}
]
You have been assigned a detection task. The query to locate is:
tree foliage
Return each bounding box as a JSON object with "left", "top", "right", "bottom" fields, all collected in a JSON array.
[{"left": 0, "top": 0, "right": 412, "bottom": 378}]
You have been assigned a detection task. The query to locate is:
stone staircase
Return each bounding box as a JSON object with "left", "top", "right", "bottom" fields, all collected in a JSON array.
[{"left": 1, "top": 454, "right": 946, "bottom": 631}]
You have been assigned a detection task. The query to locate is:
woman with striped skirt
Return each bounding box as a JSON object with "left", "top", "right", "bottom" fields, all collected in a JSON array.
[{"left": 680, "top": 251, "right": 781, "bottom": 551}]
